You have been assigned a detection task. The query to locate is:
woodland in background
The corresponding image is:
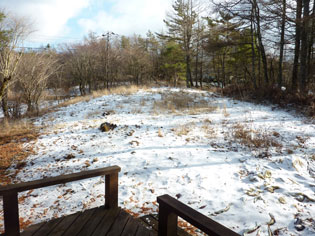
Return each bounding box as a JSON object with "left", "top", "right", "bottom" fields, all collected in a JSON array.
[{"left": 0, "top": 0, "right": 314, "bottom": 119}]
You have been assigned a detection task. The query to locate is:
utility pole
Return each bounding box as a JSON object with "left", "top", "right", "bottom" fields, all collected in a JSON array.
[{"left": 102, "top": 31, "right": 116, "bottom": 89}]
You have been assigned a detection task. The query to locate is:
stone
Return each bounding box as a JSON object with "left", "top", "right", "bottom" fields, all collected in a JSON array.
[{"left": 100, "top": 122, "right": 117, "bottom": 132}]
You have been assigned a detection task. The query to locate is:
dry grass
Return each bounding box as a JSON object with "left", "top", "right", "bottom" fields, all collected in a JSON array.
[
  {"left": 153, "top": 92, "right": 194, "bottom": 113},
  {"left": 57, "top": 95, "right": 92, "bottom": 108},
  {"left": 153, "top": 91, "right": 216, "bottom": 115},
  {"left": 84, "top": 110, "right": 101, "bottom": 119},
  {"left": 131, "top": 108, "right": 142, "bottom": 114},
  {"left": 92, "top": 85, "right": 146, "bottom": 98},
  {"left": 172, "top": 123, "right": 195, "bottom": 136},
  {"left": 0, "top": 120, "right": 39, "bottom": 185},
  {"left": 57, "top": 85, "right": 146, "bottom": 109},
  {"left": 221, "top": 83, "right": 315, "bottom": 118},
  {"left": 158, "top": 128, "right": 164, "bottom": 137},
  {"left": 201, "top": 120, "right": 217, "bottom": 139},
  {"left": 188, "top": 99, "right": 218, "bottom": 115},
  {"left": 174, "top": 126, "right": 190, "bottom": 136},
  {"left": 231, "top": 123, "right": 282, "bottom": 151},
  {"left": 223, "top": 104, "right": 230, "bottom": 117}
]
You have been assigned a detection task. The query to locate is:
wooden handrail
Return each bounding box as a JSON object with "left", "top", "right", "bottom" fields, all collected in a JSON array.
[
  {"left": 0, "top": 166, "right": 120, "bottom": 194},
  {"left": 157, "top": 194, "right": 240, "bottom": 236},
  {"left": 0, "top": 165, "right": 121, "bottom": 236}
]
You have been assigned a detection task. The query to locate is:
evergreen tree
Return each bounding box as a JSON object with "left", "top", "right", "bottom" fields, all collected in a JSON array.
[
  {"left": 161, "top": 41, "right": 186, "bottom": 86},
  {"left": 159, "top": 0, "right": 198, "bottom": 87}
]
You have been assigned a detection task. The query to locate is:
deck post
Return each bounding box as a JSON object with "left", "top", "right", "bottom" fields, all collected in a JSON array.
[
  {"left": 158, "top": 202, "right": 178, "bottom": 236},
  {"left": 105, "top": 172, "right": 118, "bottom": 208},
  {"left": 3, "top": 192, "right": 20, "bottom": 236}
]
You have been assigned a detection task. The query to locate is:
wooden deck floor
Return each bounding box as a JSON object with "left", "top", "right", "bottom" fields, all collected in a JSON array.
[{"left": 10, "top": 206, "right": 190, "bottom": 236}]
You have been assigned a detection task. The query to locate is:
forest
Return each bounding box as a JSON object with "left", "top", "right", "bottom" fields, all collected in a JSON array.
[
  {"left": 0, "top": 0, "right": 314, "bottom": 119},
  {"left": 0, "top": 1, "right": 314, "bottom": 235}
]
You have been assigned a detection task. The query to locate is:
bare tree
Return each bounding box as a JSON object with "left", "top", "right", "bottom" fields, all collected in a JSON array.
[
  {"left": 291, "top": 0, "right": 302, "bottom": 91},
  {"left": 277, "top": 0, "right": 287, "bottom": 88},
  {"left": 16, "top": 51, "right": 59, "bottom": 113},
  {"left": 0, "top": 12, "right": 32, "bottom": 117},
  {"left": 299, "top": 0, "right": 311, "bottom": 91}
]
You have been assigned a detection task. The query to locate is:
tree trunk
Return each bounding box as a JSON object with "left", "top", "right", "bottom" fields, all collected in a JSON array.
[
  {"left": 0, "top": 77, "right": 10, "bottom": 102},
  {"left": 307, "top": 0, "right": 315, "bottom": 84},
  {"left": 257, "top": 44, "right": 261, "bottom": 87},
  {"left": 186, "top": 54, "right": 193, "bottom": 87},
  {"left": 278, "top": 0, "right": 286, "bottom": 88},
  {"left": 27, "top": 99, "right": 34, "bottom": 113},
  {"left": 195, "top": 42, "right": 199, "bottom": 88},
  {"left": 250, "top": 5, "right": 257, "bottom": 89},
  {"left": 299, "top": 0, "right": 310, "bottom": 92},
  {"left": 253, "top": 0, "right": 269, "bottom": 85},
  {"left": 199, "top": 45, "right": 204, "bottom": 88},
  {"left": 1, "top": 90, "right": 9, "bottom": 118},
  {"left": 174, "top": 73, "right": 178, "bottom": 87},
  {"left": 79, "top": 81, "right": 85, "bottom": 96},
  {"left": 291, "top": 0, "right": 302, "bottom": 91}
]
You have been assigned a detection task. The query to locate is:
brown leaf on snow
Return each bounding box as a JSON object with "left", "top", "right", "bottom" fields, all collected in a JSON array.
[{"left": 19, "top": 217, "right": 32, "bottom": 230}]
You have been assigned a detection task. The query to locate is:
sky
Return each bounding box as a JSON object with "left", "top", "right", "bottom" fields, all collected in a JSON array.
[{"left": 0, "top": 0, "right": 173, "bottom": 48}]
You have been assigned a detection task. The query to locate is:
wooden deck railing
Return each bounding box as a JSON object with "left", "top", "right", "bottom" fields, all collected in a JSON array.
[
  {"left": 157, "top": 194, "right": 240, "bottom": 236},
  {"left": 0, "top": 165, "right": 121, "bottom": 236}
]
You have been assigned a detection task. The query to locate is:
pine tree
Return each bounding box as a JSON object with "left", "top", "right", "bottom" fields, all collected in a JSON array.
[{"left": 159, "top": 0, "right": 198, "bottom": 87}]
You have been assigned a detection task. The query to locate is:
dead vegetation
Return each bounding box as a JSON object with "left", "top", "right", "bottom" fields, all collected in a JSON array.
[
  {"left": 153, "top": 91, "right": 216, "bottom": 114},
  {"left": 92, "top": 85, "right": 146, "bottom": 97},
  {"left": 56, "top": 85, "right": 147, "bottom": 109},
  {"left": 230, "top": 123, "right": 282, "bottom": 151},
  {"left": 57, "top": 95, "right": 92, "bottom": 108},
  {"left": 201, "top": 120, "right": 217, "bottom": 139},
  {"left": 172, "top": 123, "right": 196, "bottom": 136},
  {"left": 0, "top": 120, "right": 39, "bottom": 185},
  {"left": 153, "top": 92, "right": 194, "bottom": 113},
  {"left": 221, "top": 84, "right": 315, "bottom": 119}
]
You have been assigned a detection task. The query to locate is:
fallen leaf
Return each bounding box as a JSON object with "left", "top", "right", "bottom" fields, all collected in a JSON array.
[
  {"left": 210, "top": 203, "right": 231, "bottom": 216},
  {"left": 278, "top": 197, "right": 286, "bottom": 204},
  {"left": 265, "top": 186, "right": 280, "bottom": 193},
  {"left": 243, "top": 225, "right": 261, "bottom": 235},
  {"left": 267, "top": 213, "right": 276, "bottom": 226}
]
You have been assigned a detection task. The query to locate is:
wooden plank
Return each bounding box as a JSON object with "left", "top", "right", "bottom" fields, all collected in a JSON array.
[
  {"left": 157, "top": 194, "right": 240, "bottom": 236},
  {"left": 3, "top": 192, "right": 20, "bottom": 236},
  {"left": 105, "top": 173, "right": 118, "bottom": 208},
  {"left": 106, "top": 209, "right": 130, "bottom": 236},
  {"left": 149, "top": 231, "right": 158, "bottom": 236},
  {"left": 62, "top": 208, "right": 97, "bottom": 236},
  {"left": 141, "top": 214, "right": 190, "bottom": 236},
  {"left": 0, "top": 166, "right": 121, "bottom": 195},
  {"left": 21, "top": 221, "right": 46, "bottom": 236},
  {"left": 135, "top": 224, "right": 153, "bottom": 236},
  {"left": 91, "top": 207, "right": 122, "bottom": 236},
  {"left": 32, "top": 217, "right": 63, "bottom": 236},
  {"left": 120, "top": 217, "right": 139, "bottom": 236},
  {"left": 77, "top": 206, "right": 110, "bottom": 236},
  {"left": 140, "top": 215, "right": 158, "bottom": 232},
  {"left": 47, "top": 211, "right": 81, "bottom": 236},
  {"left": 151, "top": 214, "right": 190, "bottom": 236}
]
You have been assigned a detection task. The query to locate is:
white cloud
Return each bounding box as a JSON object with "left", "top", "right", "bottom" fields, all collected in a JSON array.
[
  {"left": 78, "top": 0, "right": 172, "bottom": 36},
  {"left": 0, "top": 0, "right": 173, "bottom": 45},
  {"left": 0, "top": 0, "right": 90, "bottom": 42}
]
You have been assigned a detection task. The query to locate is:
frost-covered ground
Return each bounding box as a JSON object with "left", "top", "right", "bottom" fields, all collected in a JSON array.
[{"left": 1, "top": 87, "right": 314, "bottom": 235}]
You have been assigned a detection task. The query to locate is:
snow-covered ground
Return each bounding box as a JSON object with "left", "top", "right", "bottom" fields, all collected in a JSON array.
[{"left": 1, "top": 87, "right": 314, "bottom": 235}]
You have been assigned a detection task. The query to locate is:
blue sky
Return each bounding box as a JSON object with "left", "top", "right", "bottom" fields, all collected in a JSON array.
[{"left": 0, "top": 0, "right": 172, "bottom": 48}]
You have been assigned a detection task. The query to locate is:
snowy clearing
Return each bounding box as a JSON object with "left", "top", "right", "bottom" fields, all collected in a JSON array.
[{"left": 1, "top": 87, "right": 314, "bottom": 235}]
